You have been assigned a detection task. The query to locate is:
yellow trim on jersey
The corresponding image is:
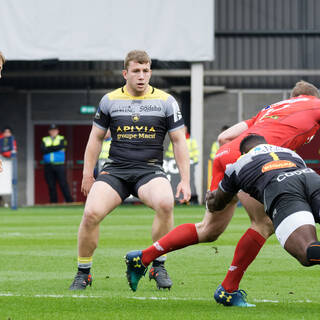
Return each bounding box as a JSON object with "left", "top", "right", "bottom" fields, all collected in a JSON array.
[
  {"left": 270, "top": 152, "right": 279, "bottom": 161},
  {"left": 108, "top": 86, "right": 170, "bottom": 101}
]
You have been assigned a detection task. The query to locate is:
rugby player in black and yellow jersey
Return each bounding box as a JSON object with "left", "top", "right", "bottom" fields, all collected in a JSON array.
[
  {"left": 206, "top": 134, "right": 320, "bottom": 303},
  {"left": 69, "top": 50, "right": 191, "bottom": 291}
]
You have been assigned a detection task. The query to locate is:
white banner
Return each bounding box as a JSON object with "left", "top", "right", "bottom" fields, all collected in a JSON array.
[
  {"left": 0, "top": 158, "right": 12, "bottom": 195},
  {"left": 0, "top": 0, "right": 214, "bottom": 61}
]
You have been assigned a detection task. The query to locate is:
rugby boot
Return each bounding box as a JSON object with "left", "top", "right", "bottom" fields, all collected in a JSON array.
[
  {"left": 125, "top": 250, "right": 147, "bottom": 292},
  {"left": 214, "top": 284, "right": 255, "bottom": 307},
  {"left": 69, "top": 271, "right": 92, "bottom": 290},
  {"left": 149, "top": 261, "right": 172, "bottom": 290}
]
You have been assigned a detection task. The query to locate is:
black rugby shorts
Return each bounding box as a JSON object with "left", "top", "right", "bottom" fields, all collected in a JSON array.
[{"left": 95, "top": 162, "right": 168, "bottom": 201}]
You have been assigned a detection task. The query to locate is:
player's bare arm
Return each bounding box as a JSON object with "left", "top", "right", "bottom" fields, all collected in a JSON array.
[
  {"left": 218, "top": 121, "right": 248, "bottom": 146},
  {"left": 168, "top": 127, "right": 191, "bottom": 202},
  {"left": 81, "top": 125, "right": 106, "bottom": 196},
  {"left": 206, "top": 188, "right": 235, "bottom": 213}
]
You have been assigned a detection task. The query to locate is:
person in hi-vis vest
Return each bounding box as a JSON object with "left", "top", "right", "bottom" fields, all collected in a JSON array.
[
  {"left": 210, "top": 125, "right": 230, "bottom": 160},
  {"left": 165, "top": 126, "right": 198, "bottom": 203},
  {"left": 41, "top": 124, "right": 73, "bottom": 203},
  {"left": 98, "top": 129, "right": 112, "bottom": 173},
  {"left": 165, "top": 126, "right": 199, "bottom": 164}
]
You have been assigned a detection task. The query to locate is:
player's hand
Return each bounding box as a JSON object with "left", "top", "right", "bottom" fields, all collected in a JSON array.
[
  {"left": 175, "top": 181, "right": 191, "bottom": 204},
  {"left": 205, "top": 190, "right": 216, "bottom": 213},
  {"left": 81, "top": 175, "right": 95, "bottom": 196}
]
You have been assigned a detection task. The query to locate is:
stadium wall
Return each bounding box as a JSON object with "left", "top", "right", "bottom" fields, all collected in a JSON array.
[{"left": 0, "top": 89, "right": 293, "bottom": 206}]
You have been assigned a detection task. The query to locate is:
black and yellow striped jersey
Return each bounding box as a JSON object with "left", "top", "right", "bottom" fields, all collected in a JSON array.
[
  {"left": 220, "top": 144, "right": 308, "bottom": 202},
  {"left": 93, "top": 86, "right": 184, "bottom": 165}
]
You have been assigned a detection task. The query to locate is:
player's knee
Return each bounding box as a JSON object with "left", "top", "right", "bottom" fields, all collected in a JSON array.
[
  {"left": 155, "top": 198, "right": 174, "bottom": 214},
  {"left": 82, "top": 208, "right": 101, "bottom": 226}
]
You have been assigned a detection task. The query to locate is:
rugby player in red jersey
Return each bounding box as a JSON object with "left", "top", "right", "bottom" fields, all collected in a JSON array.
[{"left": 125, "top": 80, "right": 320, "bottom": 305}]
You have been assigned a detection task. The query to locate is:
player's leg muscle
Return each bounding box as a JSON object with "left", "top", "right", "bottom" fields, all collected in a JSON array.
[
  {"left": 78, "top": 181, "right": 122, "bottom": 257},
  {"left": 138, "top": 177, "right": 174, "bottom": 241},
  {"left": 196, "top": 199, "right": 237, "bottom": 243},
  {"left": 237, "top": 191, "right": 274, "bottom": 239}
]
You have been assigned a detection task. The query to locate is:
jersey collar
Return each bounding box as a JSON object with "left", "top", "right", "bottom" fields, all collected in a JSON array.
[{"left": 122, "top": 85, "right": 153, "bottom": 100}]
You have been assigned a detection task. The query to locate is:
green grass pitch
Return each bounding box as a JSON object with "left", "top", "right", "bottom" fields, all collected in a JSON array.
[{"left": 0, "top": 204, "right": 319, "bottom": 319}]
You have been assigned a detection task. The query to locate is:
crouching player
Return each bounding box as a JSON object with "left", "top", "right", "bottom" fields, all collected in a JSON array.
[{"left": 205, "top": 134, "right": 320, "bottom": 304}]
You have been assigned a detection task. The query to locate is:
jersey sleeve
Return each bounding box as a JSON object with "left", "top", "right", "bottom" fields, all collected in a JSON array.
[
  {"left": 219, "top": 164, "right": 240, "bottom": 195},
  {"left": 93, "top": 94, "right": 111, "bottom": 130},
  {"left": 165, "top": 95, "right": 185, "bottom": 132}
]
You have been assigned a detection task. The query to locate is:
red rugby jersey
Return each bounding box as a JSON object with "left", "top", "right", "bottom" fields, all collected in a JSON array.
[
  {"left": 245, "top": 95, "right": 320, "bottom": 150},
  {"left": 210, "top": 95, "right": 320, "bottom": 190}
]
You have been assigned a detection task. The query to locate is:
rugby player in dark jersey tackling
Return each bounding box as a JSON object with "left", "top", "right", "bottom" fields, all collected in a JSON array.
[
  {"left": 69, "top": 50, "right": 191, "bottom": 291},
  {"left": 207, "top": 134, "right": 320, "bottom": 305}
]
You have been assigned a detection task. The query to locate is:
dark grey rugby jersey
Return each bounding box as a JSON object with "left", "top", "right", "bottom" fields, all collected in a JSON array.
[
  {"left": 219, "top": 144, "right": 307, "bottom": 202},
  {"left": 93, "top": 86, "right": 184, "bottom": 165}
]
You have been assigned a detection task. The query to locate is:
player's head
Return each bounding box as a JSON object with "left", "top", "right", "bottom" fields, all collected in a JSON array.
[
  {"left": 124, "top": 50, "right": 151, "bottom": 70},
  {"left": 0, "top": 51, "right": 5, "bottom": 79},
  {"left": 123, "top": 50, "right": 152, "bottom": 96},
  {"left": 240, "top": 134, "right": 267, "bottom": 154},
  {"left": 221, "top": 125, "right": 229, "bottom": 131},
  {"left": 2, "top": 126, "right": 13, "bottom": 137},
  {"left": 290, "top": 80, "right": 320, "bottom": 98}
]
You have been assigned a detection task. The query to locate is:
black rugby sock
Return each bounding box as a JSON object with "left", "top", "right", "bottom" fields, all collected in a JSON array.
[
  {"left": 306, "top": 242, "right": 320, "bottom": 265},
  {"left": 78, "top": 267, "right": 91, "bottom": 274}
]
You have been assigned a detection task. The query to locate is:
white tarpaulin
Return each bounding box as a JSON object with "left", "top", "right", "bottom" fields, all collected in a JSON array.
[
  {"left": 0, "top": 0, "right": 214, "bottom": 61},
  {"left": 0, "top": 158, "right": 12, "bottom": 195}
]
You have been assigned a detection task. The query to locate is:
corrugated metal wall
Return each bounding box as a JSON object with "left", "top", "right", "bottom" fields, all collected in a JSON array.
[{"left": 205, "top": 0, "right": 320, "bottom": 88}]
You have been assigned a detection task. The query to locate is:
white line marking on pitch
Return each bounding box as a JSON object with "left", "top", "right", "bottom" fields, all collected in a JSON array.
[
  {"left": 0, "top": 293, "right": 315, "bottom": 304},
  {"left": 0, "top": 293, "right": 103, "bottom": 299}
]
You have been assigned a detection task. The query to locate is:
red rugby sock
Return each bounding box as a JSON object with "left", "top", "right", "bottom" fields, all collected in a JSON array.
[
  {"left": 221, "top": 228, "right": 266, "bottom": 292},
  {"left": 142, "top": 223, "right": 199, "bottom": 266}
]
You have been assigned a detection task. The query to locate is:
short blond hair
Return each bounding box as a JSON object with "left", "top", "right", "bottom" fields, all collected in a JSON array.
[
  {"left": 291, "top": 80, "right": 320, "bottom": 98},
  {"left": 124, "top": 50, "right": 151, "bottom": 70},
  {"left": 0, "top": 51, "right": 5, "bottom": 65}
]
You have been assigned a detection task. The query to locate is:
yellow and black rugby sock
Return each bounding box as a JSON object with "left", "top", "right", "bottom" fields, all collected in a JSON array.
[{"left": 78, "top": 256, "right": 93, "bottom": 274}]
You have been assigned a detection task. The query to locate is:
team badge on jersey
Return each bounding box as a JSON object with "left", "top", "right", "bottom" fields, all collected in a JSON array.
[
  {"left": 131, "top": 113, "right": 140, "bottom": 122},
  {"left": 95, "top": 107, "right": 101, "bottom": 120}
]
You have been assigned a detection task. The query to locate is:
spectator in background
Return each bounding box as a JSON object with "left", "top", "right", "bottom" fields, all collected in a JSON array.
[
  {"left": 0, "top": 126, "right": 17, "bottom": 158},
  {"left": 0, "top": 51, "right": 6, "bottom": 173},
  {"left": 41, "top": 124, "right": 73, "bottom": 203},
  {"left": 166, "top": 126, "right": 199, "bottom": 165},
  {"left": 165, "top": 126, "right": 198, "bottom": 203},
  {"left": 97, "top": 129, "right": 112, "bottom": 173},
  {"left": 0, "top": 51, "right": 4, "bottom": 79},
  {"left": 0, "top": 126, "right": 17, "bottom": 207},
  {"left": 210, "top": 125, "right": 230, "bottom": 160}
]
